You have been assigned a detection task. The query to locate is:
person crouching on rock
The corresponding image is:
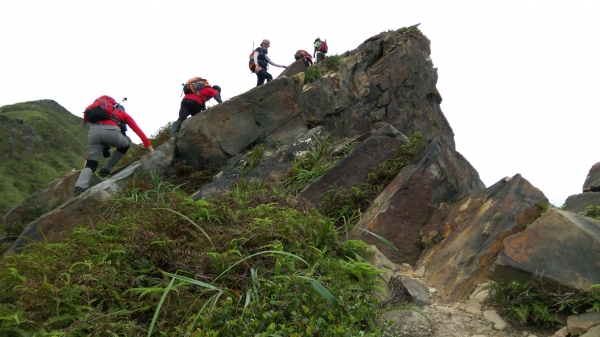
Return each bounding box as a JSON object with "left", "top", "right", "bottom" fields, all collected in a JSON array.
[
  {"left": 254, "top": 39, "right": 287, "bottom": 86},
  {"left": 171, "top": 85, "right": 222, "bottom": 136},
  {"left": 74, "top": 100, "right": 154, "bottom": 196},
  {"left": 294, "top": 50, "right": 314, "bottom": 66}
]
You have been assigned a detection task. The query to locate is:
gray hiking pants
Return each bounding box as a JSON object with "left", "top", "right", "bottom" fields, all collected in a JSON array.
[{"left": 75, "top": 124, "right": 131, "bottom": 189}]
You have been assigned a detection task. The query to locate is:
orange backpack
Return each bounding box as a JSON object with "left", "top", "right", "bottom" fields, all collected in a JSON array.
[
  {"left": 248, "top": 51, "right": 256, "bottom": 73},
  {"left": 182, "top": 77, "right": 210, "bottom": 95}
]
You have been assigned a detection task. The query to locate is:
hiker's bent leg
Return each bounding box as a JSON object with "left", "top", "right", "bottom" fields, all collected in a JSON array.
[
  {"left": 256, "top": 73, "right": 265, "bottom": 86},
  {"left": 91, "top": 125, "right": 129, "bottom": 177},
  {"left": 75, "top": 125, "right": 105, "bottom": 190},
  {"left": 172, "top": 104, "right": 192, "bottom": 135},
  {"left": 171, "top": 121, "right": 181, "bottom": 135},
  {"left": 256, "top": 68, "right": 272, "bottom": 86},
  {"left": 101, "top": 136, "right": 132, "bottom": 174}
]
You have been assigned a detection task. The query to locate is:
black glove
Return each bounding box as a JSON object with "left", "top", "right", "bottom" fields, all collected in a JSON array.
[{"left": 103, "top": 146, "right": 111, "bottom": 158}]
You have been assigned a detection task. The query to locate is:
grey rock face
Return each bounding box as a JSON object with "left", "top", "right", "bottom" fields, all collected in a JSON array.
[{"left": 565, "top": 191, "right": 600, "bottom": 214}]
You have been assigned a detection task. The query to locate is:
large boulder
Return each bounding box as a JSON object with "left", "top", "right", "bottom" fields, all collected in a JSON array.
[
  {"left": 488, "top": 209, "right": 600, "bottom": 292},
  {"left": 278, "top": 59, "right": 308, "bottom": 79},
  {"left": 564, "top": 192, "right": 600, "bottom": 214},
  {"left": 419, "top": 174, "right": 549, "bottom": 303},
  {"left": 176, "top": 74, "right": 305, "bottom": 170},
  {"left": 192, "top": 127, "right": 326, "bottom": 200},
  {"left": 349, "top": 137, "right": 485, "bottom": 264},
  {"left": 583, "top": 162, "right": 600, "bottom": 192}
]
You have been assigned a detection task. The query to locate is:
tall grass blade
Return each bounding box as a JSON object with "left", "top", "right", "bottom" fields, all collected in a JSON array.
[
  {"left": 214, "top": 250, "right": 310, "bottom": 283},
  {"left": 147, "top": 277, "right": 175, "bottom": 337},
  {"left": 347, "top": 225, "right": 398, "bottom": 251},
  {"left": 153, "top": 208, "right": 214, "bottom": 249}
]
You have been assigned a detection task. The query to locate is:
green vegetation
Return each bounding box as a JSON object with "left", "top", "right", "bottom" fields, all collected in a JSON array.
[
  {"left": 244, "top": 144, "right": 266, "bottom": 172},
  {"left": 484, "top": 279, "right": 600, "bottom": 328},
  {"left": 0, "top": 100, "right": 88, "bottom": 216},
  {"left": 580, "top": 205, "right": 600, "bottom": 219},
  {"left": 322, "top": 55, "right": 342, "bottom": 72},
  {"left": 395, "top": 25, "right": 423, "bottom": 43},
  {"left": 321, "top": 133, "right": 424, "bottom": 224},
  {"left": 0, "top": 177, "right": 387, "bottom": 335},
  {"left": 305, "top": 65, "right": 327, "bottom": 84},
  {"left": 283, "top": 136, "right": 348, "bottom": 194}
]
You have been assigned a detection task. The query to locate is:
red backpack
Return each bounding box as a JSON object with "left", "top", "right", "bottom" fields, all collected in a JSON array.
[
  {"left": 319, "top": 40, "right": 328, "bottom": 53},
  {"left": 83, "top": 95, "right": 121, "bottom": 124}
]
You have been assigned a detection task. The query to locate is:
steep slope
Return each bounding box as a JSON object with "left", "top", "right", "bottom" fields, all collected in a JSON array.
[{"left": 0, "top": 100, "right": 87, "bottom": 215}]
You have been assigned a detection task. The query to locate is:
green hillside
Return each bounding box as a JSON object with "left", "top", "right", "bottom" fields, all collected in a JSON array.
[{"left": 0, "top": 100, "right": 88, "bottom": 216}]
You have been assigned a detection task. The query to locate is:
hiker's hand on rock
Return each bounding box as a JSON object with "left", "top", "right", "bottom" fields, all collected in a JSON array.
[{"left": 148, "top": 146, "right": 154, "bottom": 152}]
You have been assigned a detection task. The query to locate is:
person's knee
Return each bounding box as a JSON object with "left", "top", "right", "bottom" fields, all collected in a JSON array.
[
  {"left": 85, "top": 159, "right": 99, "bottom": 172},
  {"left": 116, "top": 145, "right": 129, "bottom": 155}
]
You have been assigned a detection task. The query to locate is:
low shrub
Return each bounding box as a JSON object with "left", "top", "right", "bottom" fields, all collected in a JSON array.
[{"left": 485, "top": 279, "right": 600, "bottom": 328}]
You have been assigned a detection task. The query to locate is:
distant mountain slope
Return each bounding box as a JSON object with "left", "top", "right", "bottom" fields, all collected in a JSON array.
[{"left": 0, "top": 100, "right": 87, "bottom": 216}]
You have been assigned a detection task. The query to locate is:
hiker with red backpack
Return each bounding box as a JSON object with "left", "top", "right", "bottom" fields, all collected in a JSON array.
[
  {"left": 251, "top": 39, "right": 287, "bottom": 86},
  {"left": 294, "top": 50, "right": 314, "bottom": 66},
  {"left": 74, "top": 96, "right": 154, "bottom": 196},
  {"left": 313, "top": 38, "right": 328, "bottom": 63},
  {"left": 171, "top": 77, "right": 222, "bottom": 136}
]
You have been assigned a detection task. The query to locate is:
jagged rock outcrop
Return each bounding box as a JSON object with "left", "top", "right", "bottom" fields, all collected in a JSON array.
[
  {"left": 349, "top": 137, "right": 485, "bottom": 265},
  {"left": 176, "top": 28, "right": 451, "bottom": 172},
  {"left": 488, "top": 208, "right": 600, "bottom": 292},
  {"left": 584, "top": 162, "right": 600, "bottom": 192},
  {"left": 418, "top": 174, "right": 548, "bottom": 303}
]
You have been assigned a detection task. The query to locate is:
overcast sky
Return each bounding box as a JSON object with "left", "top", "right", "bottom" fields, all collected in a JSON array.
[{"left": 1, "top": 0, "right": 599, "bottom": 205}]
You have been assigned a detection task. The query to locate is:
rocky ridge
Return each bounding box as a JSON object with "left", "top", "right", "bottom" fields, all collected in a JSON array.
[{"left": 3, "top": 26, "right": 600, "bottom": 336}]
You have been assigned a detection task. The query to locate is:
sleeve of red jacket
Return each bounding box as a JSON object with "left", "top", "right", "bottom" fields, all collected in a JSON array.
[
  {"left": 117, "top": 110, "right": 152, "bottom": 148},
  {"left": 199, "top": 87, "right": 218, "bottom": 99}
]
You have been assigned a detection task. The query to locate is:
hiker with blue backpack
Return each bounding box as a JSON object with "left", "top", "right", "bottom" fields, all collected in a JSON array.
[
  {"left": 74, "top": 96, "right": 154, "bottom": 196},
  {"left": 171, "top": 77, "right": 222, "bottom": 136},
  {"left": 251, "top": 39, "right": 287, "bottom": 86}
]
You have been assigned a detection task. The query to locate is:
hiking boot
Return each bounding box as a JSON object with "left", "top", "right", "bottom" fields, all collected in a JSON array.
[
  {"left": 97, "top": 167, "right": 111, "bottom": 177},
  {"left": 74, "top": 186, "right": 86, "bottom": 196}
]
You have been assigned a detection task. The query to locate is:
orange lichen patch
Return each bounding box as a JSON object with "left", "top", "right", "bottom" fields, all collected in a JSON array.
[{"left": 503, "top": 234, "right": 529, "bottom": 263}]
